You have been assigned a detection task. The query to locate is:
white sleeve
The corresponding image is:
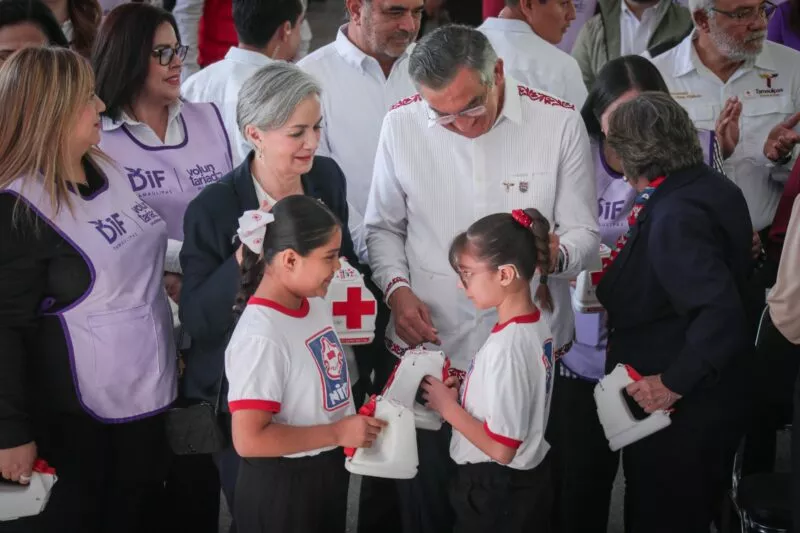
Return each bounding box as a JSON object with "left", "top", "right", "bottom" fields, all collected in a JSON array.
[
  {"left": 174, "top": 0, "right": 204, "bottom": 81},
  {"left": 564, "top": 59, "right": 588, "bottom": 110},
  {"left": 364, "top": 115, "right": 411, "bottom": 299},
  {"left": 482, "top": 341, "right": 536, "bottom": 448},
  {"left": 226, "top": 335, "right": 289, "bottom": 413},
  {"left": 164, "top": 238, "right": 183, "bottom": 274},
  {"left": 553, "top": 111, "right": 600, "bottom": 277}
]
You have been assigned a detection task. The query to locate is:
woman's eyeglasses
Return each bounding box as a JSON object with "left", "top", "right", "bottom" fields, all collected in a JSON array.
[{"left": 151, "top": 45, "right": 189, "bottom": 66}]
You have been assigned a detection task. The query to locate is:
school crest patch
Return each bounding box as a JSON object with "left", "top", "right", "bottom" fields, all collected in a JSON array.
[{"left": 306, "top": 327, "right": 351, "bottom": 411}]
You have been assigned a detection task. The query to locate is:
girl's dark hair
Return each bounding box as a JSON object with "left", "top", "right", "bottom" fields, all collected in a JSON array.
[
  {"left": 0, "top": 0, "right": 69, "bottom": 50},
  {"left": 581, "top": 55, "right": 670, "bottom": 141},
  {"left": 91, "top": 3, "right": 180, "bottom": 121},
  {"left": 233, "top": 195, "right": 343, "bottom": 317},
  {"left": 449, "top": 208, "right": 553, "bottom": 312},
  {"left": 68, "top": 0, "right": 103, "bottom": 57}
]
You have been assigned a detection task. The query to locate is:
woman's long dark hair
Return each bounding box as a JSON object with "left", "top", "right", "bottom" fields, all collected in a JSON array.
[
  {"left": 233, "top": 195, "right": 342, "bottom": 318},
  {"left": 581, "top": 55, "right": 670, "bottom": 142},
  {"left": 68, "top": 0, "right": 102, "bottom": 57},
  {"left": 449, "top": 208, "right": 554, "bottom": 312},
  {"left": 91, "top": 3, "right": 180, "bottom": 121}
]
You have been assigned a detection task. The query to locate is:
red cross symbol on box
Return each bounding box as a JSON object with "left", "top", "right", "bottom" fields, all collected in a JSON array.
[{"left": 332, "top": 287, "right": 376, "bottom": 329}]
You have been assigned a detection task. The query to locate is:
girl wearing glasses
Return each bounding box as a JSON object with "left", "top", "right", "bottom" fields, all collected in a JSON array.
[
  {"left": 91, "top": 5, "right": 233, "bottom": 531},
  {"left": 422, "top": 208, "right": 556, "bottom": 533}
]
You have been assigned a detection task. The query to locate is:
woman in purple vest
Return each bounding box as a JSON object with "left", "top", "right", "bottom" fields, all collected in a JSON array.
[
  {"left": 92, "top": 6, "right": 234, "bottom": 532},
  {"left": 546, "top": 55, "right": 726, "bottom": 533},
  {"left": 180, "top": 61, "right": 369, "bottom": 524},
  {"left": 0, "top": 47, "right": 175, "bottom": 533},
  {"left": 93, "top": 3, "right": 233, "bottom": 310},
  {"left": 767, "top": 0, "right": 800, "bottom": 51}
]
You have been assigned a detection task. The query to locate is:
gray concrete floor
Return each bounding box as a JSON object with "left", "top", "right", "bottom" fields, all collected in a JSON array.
[{"left": 218, "top": 3, "right": 792, "bottom": 531}]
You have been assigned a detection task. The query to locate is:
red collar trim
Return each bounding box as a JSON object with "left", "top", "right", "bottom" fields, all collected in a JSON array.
[
  {"left": 248, "top": 297, "right": 310, "bottom": 318},
  {"left": 491, "top": 310, "right": 541, "bottom": 333}
]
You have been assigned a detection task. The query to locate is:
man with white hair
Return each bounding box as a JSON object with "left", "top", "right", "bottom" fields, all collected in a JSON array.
[
  {"left": 649, "top": 0, "right": 800, "bottom": 235},
  {"left": 366, "top": 24, "right": 598, "bottom": 533}
]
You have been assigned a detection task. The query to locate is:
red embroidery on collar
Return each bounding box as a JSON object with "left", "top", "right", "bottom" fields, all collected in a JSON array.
[
  {"left": 518, "top": 86, "right": 575, "bottom": 110},
  {"left": 391, "top": 94, "right": 422, "bottom": 110}
]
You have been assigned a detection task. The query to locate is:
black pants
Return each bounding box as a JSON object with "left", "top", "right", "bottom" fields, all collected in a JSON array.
[
  {"left": 395, "top": 425, "right": 456, "bottom": 533},
  {"left": 234, "top": 448, "right": 349, "bottom": 533},
  {"left": 546, "top": 367, "right": 619, "bottom": 533},
  {"left": 622, "top": 394, "right": 744, "bottom": 533},
  {"left": 160, "top": 453, "right": 221, "bottom": 533},
  {"left": 451, "top": 456, "right": 553, "bottom": 533},
  {"left": 213, "top": 416, "right": 241, "bottom": 533},
  {"left": 0, "top": 413, "right": 168, "bottom": 533}
]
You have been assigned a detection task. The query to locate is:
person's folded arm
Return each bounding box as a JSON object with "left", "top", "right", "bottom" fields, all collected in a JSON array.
[
  {"left": 179, "top": 190, "right": 240, "bottom": 341},
  {"left": 0, "top": 195, "right": 47, "bottom": 449},
  {"left": 649, "top": 203, "right": 751, "bottom": 396}
]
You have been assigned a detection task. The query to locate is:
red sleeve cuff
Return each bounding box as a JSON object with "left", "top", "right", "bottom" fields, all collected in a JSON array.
[
  {"left": 229, "top": 400, "right": 281, "bottom": 414},
  {"left": 483, "top": 421, "right": 522, "bottom": 449}
]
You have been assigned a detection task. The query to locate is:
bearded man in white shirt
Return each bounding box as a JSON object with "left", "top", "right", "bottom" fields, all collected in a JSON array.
[
  {"left": 478, "top": 0, "right": 589, "bottom": 108},
  {"left": 365, "top": 24, "right": 599, "bottom": 533},
  {"left": 298, "top": 0, "right": 424, "bottom": 263},
  {"left": 650, "top": 0, "right": 800, "bottom": 233}
]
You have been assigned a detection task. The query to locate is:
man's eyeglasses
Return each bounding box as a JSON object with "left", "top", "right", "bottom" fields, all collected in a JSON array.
[
  {"left": 429, "top": 104, "right": 487, "bottom": 126},
  {"left": 151, "top": 45, "right": 189, "bottom": 66},
  {"left": 710, "top": 0, "right": 776, "bottom": 23}
]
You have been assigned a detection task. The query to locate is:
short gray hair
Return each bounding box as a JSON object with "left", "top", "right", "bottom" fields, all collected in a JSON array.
[
  {"left": 605, "top": 92, "right": 703, "bottom": 182},
  {"left": 236, "top": 62, "right": 321, "bottom": 138},
  {"left": 408, "top": 24, "right": 498, "bottom": 90}
]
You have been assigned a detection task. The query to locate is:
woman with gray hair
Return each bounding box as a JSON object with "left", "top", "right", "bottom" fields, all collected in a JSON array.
[
  {"left": 595, "top": 91, "right": 756, "bottom": 532},
  {"left": 179, "top": 61, "right": 364, "bottom": 523}
]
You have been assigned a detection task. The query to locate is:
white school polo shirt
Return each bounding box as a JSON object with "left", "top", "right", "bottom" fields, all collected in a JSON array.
[
  {"left": 226, "top": 296, "right": 355, "bottom": 458},
  {"left": 451, "top": 311, "right": 555, "bottom": 471},
  {"left": 650, "top": 33, "right": 800, "bottom": 230},
  {"left": 479, "top": 17, "right": 588, "bottom": 108}
]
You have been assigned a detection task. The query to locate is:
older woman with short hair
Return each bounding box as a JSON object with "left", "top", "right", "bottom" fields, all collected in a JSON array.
[
  {"left": 596, "top": 91, "right": 755, "bottom": 533},
  {"left": 180, "top": 61, "right": 363, "bottom": 518}
]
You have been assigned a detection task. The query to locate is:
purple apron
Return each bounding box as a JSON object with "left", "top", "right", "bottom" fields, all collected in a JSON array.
[
  {"left": 557, "top": 0, "right": 598, "bottom": 53},
  {"left": 5, "top": 158, "right": 177, "bottom": 421},
  {"left": 564, "top": 129, "right": 716, "bottom": 380},
  {"left": 99, "top": 101, "right": 233, "bottom": 240}
]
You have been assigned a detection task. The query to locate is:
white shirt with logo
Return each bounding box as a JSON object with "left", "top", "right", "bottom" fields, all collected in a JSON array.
[
  {"left": 451, "top": 312, "right": 555, "bottom": 471},
  {"left": 650, "top": 33, "right": 800, "bottom": 230},
  {"left": 298, "top": 26, "right": 417, "bottom": 263},
  {"left": 365, "top": 76, "right": 599, "bottom": 374},
  {"left": 226, "top": 296, "right": 355, "bottom": 458},
  {"left": 479, "top": 17, "right": 588, "bottom": 108}
]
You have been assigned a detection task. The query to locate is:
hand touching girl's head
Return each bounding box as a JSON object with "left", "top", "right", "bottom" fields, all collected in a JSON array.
[
  {"left": 234, "top": 195, "right": 342, "bottom": 315},
  {"left": 449, "top": 208, "right": 552, "bottom": 311}
]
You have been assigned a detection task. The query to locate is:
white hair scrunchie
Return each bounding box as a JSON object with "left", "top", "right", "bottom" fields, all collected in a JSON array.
[{"left": 237, "top": 209, "right": 275, "bottom": 254}]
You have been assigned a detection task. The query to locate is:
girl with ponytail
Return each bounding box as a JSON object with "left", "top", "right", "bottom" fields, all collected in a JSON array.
[
  {"left": 224, "top": 194, "right": 385, "bottom": 533},
  {"left": 421, "top": 208, "right": 557, "bottom": 533}
]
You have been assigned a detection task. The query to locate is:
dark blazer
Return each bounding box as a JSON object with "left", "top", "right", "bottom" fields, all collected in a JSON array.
[
  {"left": 597, "top": 164, "right": 754, "bottom": 402},
  {"left": 179, "top": 152, "right": 361, "bottom": 404}
]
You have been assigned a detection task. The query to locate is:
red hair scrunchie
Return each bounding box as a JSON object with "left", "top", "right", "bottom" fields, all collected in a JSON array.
[{"left": 511, "top": 209, "right": 532, "bottom": 228}]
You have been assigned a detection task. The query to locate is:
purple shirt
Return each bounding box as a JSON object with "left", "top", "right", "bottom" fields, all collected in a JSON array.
[{"left": 768, "top": 1, "right": 800, "bottom": 52}]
